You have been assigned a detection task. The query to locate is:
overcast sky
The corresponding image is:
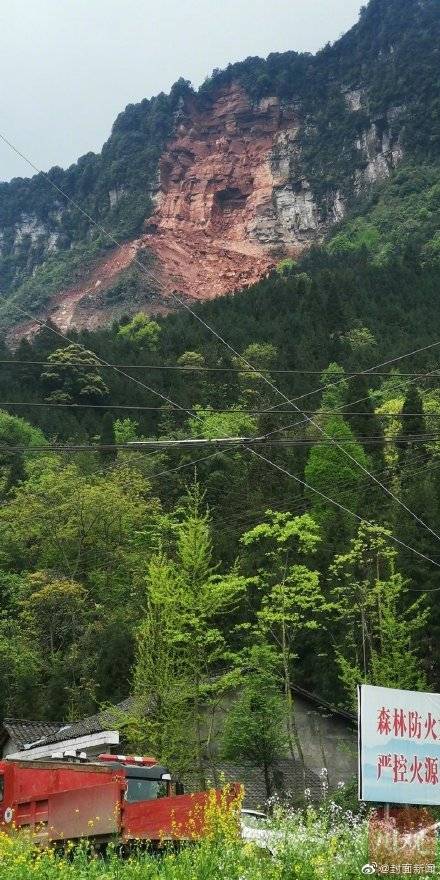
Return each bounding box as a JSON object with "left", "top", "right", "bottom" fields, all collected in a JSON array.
[{"left": 0, "top": 0, "right": 362, "bottom": 182}]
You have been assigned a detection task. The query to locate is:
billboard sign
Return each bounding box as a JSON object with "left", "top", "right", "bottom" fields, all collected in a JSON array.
[{"left": 359, "top": 684, "right": 440, "bottom": 805}]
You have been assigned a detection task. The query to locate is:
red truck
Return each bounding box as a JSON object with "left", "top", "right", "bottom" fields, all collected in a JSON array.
[{"left": 0, "top": 753, "right": 239, "bottom": 846}]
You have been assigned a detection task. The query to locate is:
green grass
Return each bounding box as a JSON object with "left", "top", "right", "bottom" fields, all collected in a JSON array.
[
  {"left": 4, "top": 801, "right": 440, "bottom": 879},
  {"left": 0, "top": 805, "right": 371, "bottom": 880}
]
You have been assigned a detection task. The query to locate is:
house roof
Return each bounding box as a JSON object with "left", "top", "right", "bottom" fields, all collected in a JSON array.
[
  {"left": 0, "top": 720, "right": 63, "bottom": 751},
  {"left": 1, "top": 698, "right": 133, "bottom": 753},
  {"left": 38, "top": 698, "right": 134, "bottom": 747},
  {"left": 1, "top": 688, "right": 355, "bottom": 757}
]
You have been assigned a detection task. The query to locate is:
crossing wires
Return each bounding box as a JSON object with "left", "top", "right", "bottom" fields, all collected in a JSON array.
[{"left": 3, "top": 130, "right": 440, "bottom": 563}]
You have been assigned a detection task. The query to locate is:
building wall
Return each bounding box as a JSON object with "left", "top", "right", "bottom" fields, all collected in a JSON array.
[
  {"left": 293, "top": 696, "right": 357, "bottom": 791},
  {"left": 183, "top": 692, "right": 357, "bottom": 808},
  {"left": 2, "top": 694, "right": 357, "bottom": 808},
  {"left": 2, "top": 737, "right": 21, "bottom": 758}
]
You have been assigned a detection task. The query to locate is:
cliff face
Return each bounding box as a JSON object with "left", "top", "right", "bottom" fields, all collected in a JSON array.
[
  {"left": 11, "top": 83, "right": 343, "bottom": 337},
  {"left": 2, "top": 76, "right": 405, "bottom": 340},
  {"left": 52, "top": 79, "right": 400, "bottom": 327},
  {"left": 2, "top": 0, "right": 438, "bottom": 337},
  {"left": 141, "top": 84, "right": 332, "bottom": 300}
]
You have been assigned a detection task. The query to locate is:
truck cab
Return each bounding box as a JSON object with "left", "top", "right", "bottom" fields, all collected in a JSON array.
[{"left": 94, "top": 754, "right": 176, "bottom": 802}]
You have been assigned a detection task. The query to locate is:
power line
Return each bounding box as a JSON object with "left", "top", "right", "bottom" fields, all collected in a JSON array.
[
  {"left": 0, "top": 135, "right": 435, "bottom": 410},
  {"left": 258, "top": 365, "right": 440, "bottom": 442},
  {"left": 0, "top": 444, "right": 169, "bottom": 454},
  {"left": 0, "top": 134, "right": 162, "bottom": 297},
  {"left": 0, "top": 400, "right": 270, "bottom": 414},
  {"left": 5, "top": 443, "right": 438, "bottom": 552},
  {"left": 3, "top": 130, "right": 440, "bottom": 554},
  {"left": 260, "top": 349, "right": 440, "bottom": 413},
  {"left": 147, "top": 447, "right": 242, "bottom": 479},
  {"left": 2, "top": 129, "right": 440, "bottom": 428},
  {"left": 2, "top": 399, "right": 440, "bottom": 417},
  {"left": 13, "top": 306, "right": 204, "bottom": 426},
  {"left": 246, "top": 447, "right": 440, "bottom": 582},
  {"left": 2, "top": 436, "right": 440, "bottom": 455},
  {"left": 9, "top": 310, "right": 440, "bottom": 553},
  {"left": 112, "top": 248, "right": 440, "bottom": 545},
  {"left": 218, "top": 451, "right": 440, "bottom": 532},
  {"left": 150, "top": 300, "right": 440, "bottom": 545},
  {"left": 4, "top": 438, "right": 440, "bottom": 578},
  {"left": 2, "top": 358, "right": 440, "bottom": 377}
]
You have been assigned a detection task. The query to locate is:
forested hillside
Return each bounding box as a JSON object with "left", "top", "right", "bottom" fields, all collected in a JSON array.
[
  {"left": 0, "top": 0, "right": 439, "bottom": 332},
  {"left": 1, "top": 0, "right": 440, "bottom": 783},
  {"left": 1, "top": 233, "right": 440, "bottom": 777}
]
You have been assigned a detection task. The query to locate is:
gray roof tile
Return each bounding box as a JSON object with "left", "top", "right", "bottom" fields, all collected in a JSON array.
[
  {"left": 2, "top": 720, "right": 64, "bottom": 750},
  {"left": 1, "top": 698, "right": 133, "bottom": 752},
  {"left": 39, "top": 698, "right": 133, "bottom": 746}
]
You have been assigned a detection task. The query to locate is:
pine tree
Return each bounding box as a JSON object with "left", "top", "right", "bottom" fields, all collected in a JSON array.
[
  {"left": 398, "top": 386, "right": 426, "bottom": 460},
  {"left": 331, "top": 524, "right": 428, "bottom": 710},
  {"left": 345, "top": 373, "right": 384, "bottom": 464}
]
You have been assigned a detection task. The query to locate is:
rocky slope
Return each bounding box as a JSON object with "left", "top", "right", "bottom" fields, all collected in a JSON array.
[
  {"left": 142, "top": 85, "right": 331, "bottom": 299},
  {"left": 0, "top": 0, "right": 438, "bottom": 336}
]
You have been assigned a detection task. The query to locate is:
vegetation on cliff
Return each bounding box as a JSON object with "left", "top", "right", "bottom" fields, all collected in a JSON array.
[{"left": 1, "top": 0, "right": 440, "bottom": 326}]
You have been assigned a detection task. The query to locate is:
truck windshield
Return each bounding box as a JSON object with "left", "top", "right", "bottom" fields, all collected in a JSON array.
[{"left": 126, "top": 778, "right": 167, "bottom": 803}]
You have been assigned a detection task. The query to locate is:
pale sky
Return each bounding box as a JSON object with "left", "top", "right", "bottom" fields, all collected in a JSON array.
[{"left": 0, "top": 0, "right": 362, "bottom": 182}]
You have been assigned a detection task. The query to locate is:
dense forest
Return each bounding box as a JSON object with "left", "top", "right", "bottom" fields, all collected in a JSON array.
[
  {"left": 1, "top": 0, "right": 440, "bottom": 786},
  {"left": 1, "top": 230, "right": 440, "bottom": 780}
]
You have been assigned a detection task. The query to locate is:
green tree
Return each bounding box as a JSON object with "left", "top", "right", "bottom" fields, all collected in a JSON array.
[
  {"left": 0, "top": 410, "right": 46, "bottom": 497},
  {"left": 41, "top": 344, "right": 109, "bottom": 404},
  {"left": 19, "top": 572, "right": 95, "bottom": 718},
  {"left": 398, "top": 385, "right": 427, "bottom": 459},
  {"left": 276, "top": 258, "right": 297, "bottom": 276},
  {"left": 0, "top": 459, "right": 158, "bottom": 588},
  {"left": 177, "top": 351, "right": 206, "bottom": 368},
  {"left": 331, "top": 524, "right": 428, "bottom": 710},
  {"left": 123, "top": 554, "right": 194, "bottom": 776},
  {"left": 173, "top": 484, "right": 245, "bottom": 786},
  {"left": 340, "top": 326, "right": 377, "bottom": 369},
  {"left": 188, "top": 405, "right": 256, "bottom": 440},
  {"left": 129, "top": 484, "right": 245, "bottom": 787},
  {"left": 114, "top": 418, "right": 142, "bottom": 444},
  {"left": 240, "top": 511, "right": 324, "bottom": 773},
  {"left": 118, "top": 313, "right": 161, "bottom": 348},
  {"left": 221, "top": 644, "right": 287, "bottom": 798},
  {"left": 233, "top": 343, "right": 278, "bottom": 410},
  {"left": 320, "top": 363, "right": 348, "bottom": 412},
  {"left": 0, "top": 616, "right": 42, "bottom": 719},
  {"left": 100, "top": 411, "right": 117, "bottom": 461},
  {"left": 304, "top": 415, "right": 373, "bottom": 549},
  {"left": 345, "top": 373, "right": 384, "bottom": 465}
]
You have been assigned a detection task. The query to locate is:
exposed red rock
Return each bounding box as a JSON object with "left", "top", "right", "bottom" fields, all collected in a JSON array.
[
  {"left": 50, "top": 242, "right": 139, "bottom": 332},
  {"left": 139, "top": 84, "right": 300, "bottom": 299},
  {"left": 7, "top": 241, "right": 145, "bottom": 342},
  {"left": 10, "top": 82, "right": 337, "bottom": 341}
]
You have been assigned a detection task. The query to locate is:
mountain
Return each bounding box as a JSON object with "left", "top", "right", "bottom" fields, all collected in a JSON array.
[{"left": 0, "top": 0, "right": 439, "bottom": 338}]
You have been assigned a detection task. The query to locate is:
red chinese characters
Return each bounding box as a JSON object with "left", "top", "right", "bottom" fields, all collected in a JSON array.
[
  {"left": 376, "top": 708, "right": 438, "bottom": 741},
  {"left": 377, "top": 754, "right": 439, "bottom": 785}
]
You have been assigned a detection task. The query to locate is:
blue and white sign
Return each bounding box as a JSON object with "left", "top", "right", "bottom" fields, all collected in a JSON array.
[{"left": 358, "top": 684, "right": 440, "bottom": 805}]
